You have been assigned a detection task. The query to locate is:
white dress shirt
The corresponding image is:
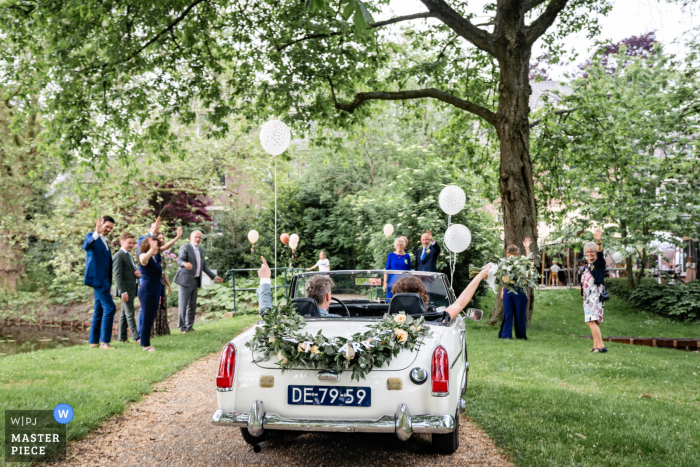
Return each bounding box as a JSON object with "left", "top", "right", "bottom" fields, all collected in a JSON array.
[
  {"left": 92, "top": 231, "right": 109, "bottom": 250},
  {"left": 193, "top": 245, "right": 201, "bottom": 278}
]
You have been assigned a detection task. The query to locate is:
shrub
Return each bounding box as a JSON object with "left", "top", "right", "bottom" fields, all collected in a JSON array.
[
  {"left": 627, "top": 281, "right": 700, "bottom": 321},
  {"left": 605, "top": 277, "right": 656, "bottom": 301}
]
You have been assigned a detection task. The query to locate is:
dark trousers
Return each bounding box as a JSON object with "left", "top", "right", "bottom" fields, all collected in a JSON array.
[
  {"left": 118, "top": 294, "right": 139, "bottom": 342},
  {"left": 499, "top": 288, "right": 528, "bottom": 339},
  {"left": 138, "top": 282, "right": 161, "bottom": 347},
  {"left": 88, "top": 281, "right": 117, "bottom": 344}
]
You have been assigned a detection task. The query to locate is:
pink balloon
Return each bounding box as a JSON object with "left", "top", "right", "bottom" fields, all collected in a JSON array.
[{"left": 280, "top": 233, "right": 290, "bottom": 245}]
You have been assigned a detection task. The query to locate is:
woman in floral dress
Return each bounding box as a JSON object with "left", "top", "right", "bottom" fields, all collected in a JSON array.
[
  {"left": 152, "top": 232, "right": 172, "bottom": 336},
  {"left": 582, "top": 228, "right": 607, "bottom": 353}
]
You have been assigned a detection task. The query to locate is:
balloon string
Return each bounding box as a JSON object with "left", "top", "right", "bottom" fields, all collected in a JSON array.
[{"left": 446, "top": 214, "right": 456, "bottom": 292}]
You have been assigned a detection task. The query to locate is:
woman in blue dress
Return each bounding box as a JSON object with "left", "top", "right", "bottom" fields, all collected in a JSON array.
[
  {"left": 383, "top": 238, "right": 411, "bottom": 300},
  {"left": 138, "top": 236, "right": 162, "bottom": 352}
]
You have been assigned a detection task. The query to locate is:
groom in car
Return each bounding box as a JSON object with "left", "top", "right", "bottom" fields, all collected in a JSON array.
[{"left": 415, "top": 230, "right": 441, "bottom": 272}]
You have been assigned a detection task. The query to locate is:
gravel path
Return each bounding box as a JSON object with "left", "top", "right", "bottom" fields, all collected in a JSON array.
[{"left": 59, "top": 354, "right": 511, "bottom": 467}]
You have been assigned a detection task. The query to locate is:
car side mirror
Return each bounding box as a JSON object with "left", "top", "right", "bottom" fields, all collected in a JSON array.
[{"left": 465, "top": 308, "right": 483, "bottom": 321}]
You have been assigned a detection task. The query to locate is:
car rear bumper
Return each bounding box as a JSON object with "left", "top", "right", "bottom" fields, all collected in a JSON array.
[{"left": 211, "top": 401, "right": 455, "bottom": 440}]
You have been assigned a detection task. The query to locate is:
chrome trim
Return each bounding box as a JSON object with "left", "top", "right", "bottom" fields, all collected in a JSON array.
[
  {"left": 458, "top": 399, "right": 466, "bottom": 412},
  {"left": 409, "top": 367, "right": 428, "bottom": 385},
  {"left": 460, "top": 368, "right": 467, "bottom": 396},
  {"left": 211, "top": 410, "right": 456, "bottom": 434},
  {"left": 395, "top": 404, "right": 412, "bottom": 441},
  {"left": 247, "top": 401, "right": 266, "bottom": 437},
  {"left": 465, "top": 362, "right": 470, "bottom": 371},
  {"left": 318, "top": 370, "right": 339, "bottom": 381}
]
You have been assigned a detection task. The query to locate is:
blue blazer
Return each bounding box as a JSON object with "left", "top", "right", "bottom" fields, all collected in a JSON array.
[
  {"left": 415, "top": 242, "right": 441, "bottom": 272},
  {"left": 83, "top": 232, "right": 113, "bottom": 288}
]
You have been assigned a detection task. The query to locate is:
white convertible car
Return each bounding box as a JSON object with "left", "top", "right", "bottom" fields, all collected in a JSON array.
[{"left": 211, "top": 270, "right": 482, "bottom": 454}]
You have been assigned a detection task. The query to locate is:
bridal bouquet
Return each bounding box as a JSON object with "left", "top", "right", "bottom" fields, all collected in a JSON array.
[{"left": 491, "top": 255, "right": 539, "bottom": 294}]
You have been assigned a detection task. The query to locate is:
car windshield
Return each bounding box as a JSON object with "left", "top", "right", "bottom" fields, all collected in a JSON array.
[{"left": 293, "top": 271, "right": 451, "bottom": 308}]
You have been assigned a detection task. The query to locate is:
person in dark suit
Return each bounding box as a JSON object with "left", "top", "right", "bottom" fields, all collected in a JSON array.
[
  {"left": 173, "top": 230, "right": 223, "bottom": 333},
  {"left": 83, "top": 216, "right": 117, "bottom": 349},
  {"left": 415, "top": 230, "right": 441, "bottom": 272},
  {"left": 113, "top": 232, "right": 141, "bottom": 343}
]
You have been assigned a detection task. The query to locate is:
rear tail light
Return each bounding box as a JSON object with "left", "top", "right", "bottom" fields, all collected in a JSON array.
[
  {"left": 431, "top": 345, "right": 449, "bottom": 396},
  {"left": 216, "top": 343, "right": 236, "bottom": 389}
]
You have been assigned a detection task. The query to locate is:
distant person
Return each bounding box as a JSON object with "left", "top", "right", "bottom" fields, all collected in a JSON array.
[
  {"left": 173, "top": 230, "right": 223, "bottom": 334},
  {"left": 83, "top": 216, "right": 117, "bottom": 350},
  {"left": 577, "top": 260, "right": 586, "bottom": 285},
  {"left": 383, "top": 237, "right": 411, "bottom": 300},
  {"left": 113, "top": 232, "right": 141, "bottom": 344},
  {"left": 152, "top": 231, "right": 177, "bottom": 337},
  {"left": 686, "top": 257, "right": 696, "bottom": 283},
  {"left": 582, "top": 228, "right": 607, "bottom": 353},
  {"left": 257, "top": 257, "right": 339, "bottom": 317},
  {"left": 549, "top": 260, "right": 561, "bottom": 286},
  {"left": 137, "top": 236, "right": 162, "bottom": 352},
  {"left": 415, "top": 230, "right": 441, "bottom": 272},
  {"left": 499, "top": 237, "right": 532, "bottom": 340},
  {"left": 138, "top": 219, "right": 160, "bottom": 261},
  {"left": 306, "top": 251, "right": 331, "bottom": 272}
]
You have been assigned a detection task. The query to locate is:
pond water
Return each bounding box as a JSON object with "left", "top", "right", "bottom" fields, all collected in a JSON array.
[{"left": 0, "top": 325, "right": 87, "bottom": 356}]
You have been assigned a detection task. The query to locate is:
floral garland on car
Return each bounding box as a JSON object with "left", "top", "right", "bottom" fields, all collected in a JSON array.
[
  {"left": 245, "top": 305, "right": 433, "bottom": 381},
  {"left": 493, "top": 254, "right": 540, "bottom": 293}
]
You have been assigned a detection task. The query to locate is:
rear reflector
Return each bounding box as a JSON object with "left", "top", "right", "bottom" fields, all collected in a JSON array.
[
  {"left": 431, "top": 345, "right": 449, "bottom": 396},
  {"left": 216, "top": 343, "right": 236, "bottom": 389}
]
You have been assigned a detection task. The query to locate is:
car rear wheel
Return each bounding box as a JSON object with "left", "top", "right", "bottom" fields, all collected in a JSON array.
[
  {"left": 432, "top": 408, "right": 460, "bottom": 454},
  {"left": 240, "top": 427, "right": 270, "bottom": 446}
]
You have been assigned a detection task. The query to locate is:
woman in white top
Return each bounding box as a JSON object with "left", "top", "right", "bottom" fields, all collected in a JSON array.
[{"left": 307, "top": 251, "right": 331, "bottom": 272}]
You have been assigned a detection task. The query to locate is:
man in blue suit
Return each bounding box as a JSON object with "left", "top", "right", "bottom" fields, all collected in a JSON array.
[
  {"left": 83, "top": 216, "right": 117, "bottom": 349},
  {"left": 415, "top": 230, "right": 441, "bottom": 272}
]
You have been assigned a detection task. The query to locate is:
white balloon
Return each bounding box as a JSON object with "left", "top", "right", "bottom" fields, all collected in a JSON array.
[
  {"left": 439, "top": 185, "right": 466, "bottom": 216},
  {"left": 444, "top": 224, "right": 471, "bottom": 253},
  {"left": 383, "top": 224, "right": 394, "bottom": 237},
  {"left": 247, "top": 230, "right": 259, "bottom": 244},
  {"left": 259, "top": 120, "right": 292, "bottom": 156},
  {"left": 289, "top": 233, "right": 300, "bottom": 250},
  {"left": 612, "top": 252, "right": 624, "bottom": 263}
]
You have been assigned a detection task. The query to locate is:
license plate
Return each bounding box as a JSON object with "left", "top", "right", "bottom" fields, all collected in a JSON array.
[{"left": 287, "top": 385, "right": 371, "bottom": 407}]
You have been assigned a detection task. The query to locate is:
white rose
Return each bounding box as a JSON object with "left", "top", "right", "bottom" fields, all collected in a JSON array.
[
  {"left": 502, "top": 275, "right": 511, "bottom": 284},
  {"left": 394, "top": 329, "right": 408, "bottom": 343},
  {"left": 394, "top": 314, "right": 407, "bottom": 324},
  {"left": 277, "top": 351, "right": 288, "bottom": 365}
]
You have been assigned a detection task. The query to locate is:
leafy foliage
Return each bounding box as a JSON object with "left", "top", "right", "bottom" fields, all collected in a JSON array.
[
  {"left": 246, "top": 304, "right": 432, "bottom": 381},
  {"left": 493, "top": 255, "right": 540, "bottom": 294},
  {"left": 627, "top": 281, "right": 700, "bottom": 321}
]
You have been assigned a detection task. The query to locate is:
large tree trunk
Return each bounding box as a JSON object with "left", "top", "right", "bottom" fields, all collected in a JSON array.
[{"left": 488, "top": 40, "right": 540, "bottom": 325}]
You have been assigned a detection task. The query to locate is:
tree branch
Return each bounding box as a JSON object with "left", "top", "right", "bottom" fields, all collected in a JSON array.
[
  {"left": 524, "top": 0, "right": 569, "bottom": 46},
  {"left": 419, "top": 0, "right": 495, "bottom": 55},
  {"left": 78, "top": 0, "right": 206, "bottom": 73},
  {"left": 276, "top": 12, "right": 437, "bottom": 51},
  {"left": 333, "top": 87, "right": 497, "bottom": 126},
  {"left": 523, "top": 0, "right": 550, "bottom": 12},
  {"left": 529, "top": 108, "right": 576, "bottom": 128}
]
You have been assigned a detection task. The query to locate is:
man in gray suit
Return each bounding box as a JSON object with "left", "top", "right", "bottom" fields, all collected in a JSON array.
[
  {"left": 113, "top": 232, "right": 142, "bottom": 343},
  {"left": 173, "top": 230, "right": 223, "bottom": 333}
]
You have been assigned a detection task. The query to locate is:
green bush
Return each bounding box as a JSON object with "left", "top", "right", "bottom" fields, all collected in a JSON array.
[
  {"left": 605, "top": 277, "right": 656, "bottom": 301},
  {"left": 627, "top": 280, "right": 700, "bottom": 321}
]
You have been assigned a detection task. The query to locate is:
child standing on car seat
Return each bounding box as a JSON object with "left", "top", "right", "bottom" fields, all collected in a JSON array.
[{"left": 499, "top": 238, "right": 532, "bottom": 340}]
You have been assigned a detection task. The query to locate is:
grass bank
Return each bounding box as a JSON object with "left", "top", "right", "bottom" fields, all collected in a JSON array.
[
  {"left": 466, "top": 289, "right": 700, "bottom": 466},
  {"left": 0, "top": 314, "right": 259, "bottom": 458}
]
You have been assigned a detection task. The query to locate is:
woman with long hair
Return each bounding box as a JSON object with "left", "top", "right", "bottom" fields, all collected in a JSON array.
[{"left": 391, "top": 268, "right": 490, "bottom": 320}]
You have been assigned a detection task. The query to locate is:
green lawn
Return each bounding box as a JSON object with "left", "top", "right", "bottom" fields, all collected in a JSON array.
[
  {"left": 0, "top": 314, "right": 259, "bottom": 459},
  {"left": 466, "top": 289, "right": 700, "bottom": 466}
]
